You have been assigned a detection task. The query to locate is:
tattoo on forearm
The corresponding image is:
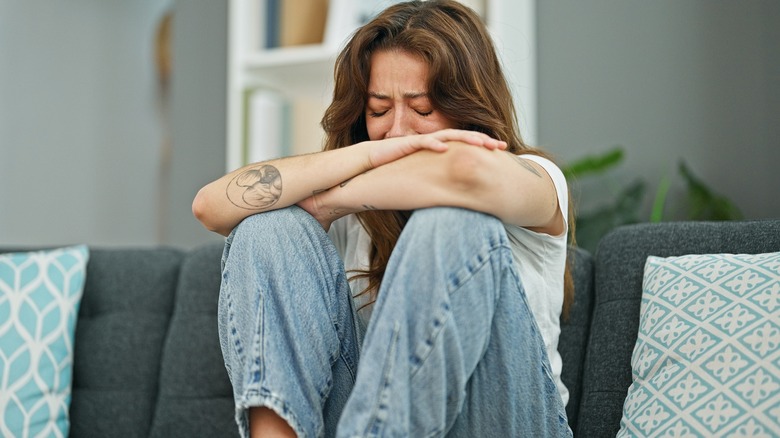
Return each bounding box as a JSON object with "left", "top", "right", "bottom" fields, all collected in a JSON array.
[
  {"left": 512, "top": 155, "right": 542, "bottom": 178},
  {"left": 227, "top": 165, "right": 282, "bottom": 210}
]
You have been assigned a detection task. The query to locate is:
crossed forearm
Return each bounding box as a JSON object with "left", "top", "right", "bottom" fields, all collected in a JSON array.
[{"left": 193, "top": 144, "right": 373, "bottom": 235}]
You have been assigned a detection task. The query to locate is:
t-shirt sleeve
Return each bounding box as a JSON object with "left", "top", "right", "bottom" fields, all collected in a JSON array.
[{"left": 518, "top": 154, "right": 569, "bottom": 232}]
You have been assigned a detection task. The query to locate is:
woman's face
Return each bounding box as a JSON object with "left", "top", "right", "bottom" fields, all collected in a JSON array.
[{"left": 365, "top": 50, "right": 457, "bottom": 140}]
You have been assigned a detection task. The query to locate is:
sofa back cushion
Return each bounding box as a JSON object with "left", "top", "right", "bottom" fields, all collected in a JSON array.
[
  {"left": 148, "top": 242, "right": 237, "bottom": 437},
  {"left": 577, "top": 219, "right": 780, "bottom": 437},
  {"left": 68, "top": 248, "right": 183, "bottom": 437}
]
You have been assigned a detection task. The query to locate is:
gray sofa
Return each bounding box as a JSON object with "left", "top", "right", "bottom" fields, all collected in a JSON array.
[{"left": 9, "top": 219, "right": 777, "bottom": 437}]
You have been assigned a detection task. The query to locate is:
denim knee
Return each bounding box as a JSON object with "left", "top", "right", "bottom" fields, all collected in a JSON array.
[
  {"left": 222, "top": 207, "right": 319, "bottom": 268},
  {"left": 231, "top": 206, "right": 320, "bottom": 241},
  {"left": 218, "top": 207, "right": 360, "bottom": 437},
  {"left": 405, "top": 207, "right": 507, "bottom": 248}
]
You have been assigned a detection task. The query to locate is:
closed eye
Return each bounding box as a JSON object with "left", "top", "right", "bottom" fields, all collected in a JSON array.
[
  {"left": 416, "top": 110, "right": 433, "bottom": 117},
  {"left": 368, "top": 110, "right": 388, "bottom": 118}
]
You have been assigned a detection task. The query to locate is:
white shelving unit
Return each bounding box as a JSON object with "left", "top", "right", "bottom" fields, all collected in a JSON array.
[{"left": 226, "top": 0, "right": 536, "bottom": 172}]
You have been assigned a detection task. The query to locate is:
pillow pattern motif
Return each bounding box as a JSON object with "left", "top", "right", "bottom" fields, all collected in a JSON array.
[
  {"left": 0, "top": 246, "right": 89, "bottom": 437},
  {"left": 619, "top": 252, "right": 780, "bottom": 437}
]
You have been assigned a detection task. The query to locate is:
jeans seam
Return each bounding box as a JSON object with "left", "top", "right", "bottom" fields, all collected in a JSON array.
[
  {"left": 406, "top": 244, "right": 510, "bottom": 437},
  {"left": 409, "top": 300, "right": 450, "bottom": 380},
  {"left": 446, "top": 241, "right": 511, "bottom": 296},
  {"left": 332, "top": 272, "right": 359, "bottom": 386},
  {"left": 409, "top": 243, "right": 510, "bottom": 380},
  {"left": 363, "top": 321, "right": 400, "bottom": 437}
]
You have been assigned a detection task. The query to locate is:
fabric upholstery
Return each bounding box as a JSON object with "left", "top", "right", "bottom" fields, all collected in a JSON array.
[
  {"left": 618, "top": 251, "right": 780, "bottom": 436},
  {"left": 68, "top": 248, "right": 183, "bottom": 438},
  {"left": 149, "top": 242, "right": 237, "bottom": 438},
  {"left": 558, "top": 246, "right": 594, "bottom": 432},
  {"left": 577, "top": 220, "right": 780, "bottom": 437},
  {"left": 5, "top": 219, "right": 779, "bottom": 437}
]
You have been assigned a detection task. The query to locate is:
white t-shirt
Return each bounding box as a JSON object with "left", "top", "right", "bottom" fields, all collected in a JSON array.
[{"left": 327, "top": 154, "right": 570, "bottom": 406}]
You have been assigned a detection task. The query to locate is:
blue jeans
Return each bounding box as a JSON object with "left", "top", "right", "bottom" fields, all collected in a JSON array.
[{"left": 218, "top": 206, "right": 571, "bottom": 437}]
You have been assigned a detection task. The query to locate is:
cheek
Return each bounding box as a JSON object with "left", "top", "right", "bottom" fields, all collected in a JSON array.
[
  {"left": 365, "top": 118, "right": 383, "bottom": 141},
  {"left": 364, "top": 113, "right": 458, "bottom": 140},
  {"left": 417, "top": 115, "right": 457, "bottom": 133}
]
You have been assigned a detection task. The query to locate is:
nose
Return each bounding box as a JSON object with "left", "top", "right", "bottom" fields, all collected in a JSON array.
[{"left": 385, "top": 107, "right": 415, "bottom": 139}]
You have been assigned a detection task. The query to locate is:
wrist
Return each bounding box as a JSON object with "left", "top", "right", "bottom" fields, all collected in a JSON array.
[
  {"left": 320, "top": 188, "right": 362, "bottom": 223},
  {"left": 309, "top": 191, "right": 337, "bottom": 228},
  {"left": 357, "top": 140, "right": 376, "bottom": 171}
]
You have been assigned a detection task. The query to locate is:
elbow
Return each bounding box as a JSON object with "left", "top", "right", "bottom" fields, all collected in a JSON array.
[
  {"left": 192, "top": 188, "right": 228, "bottom": 236},
  {"left": 191, "top": 190, "right": 207, "bottom": 225},
  {"left": 445, "top": 145, "right": 491, "bottom": 191}
]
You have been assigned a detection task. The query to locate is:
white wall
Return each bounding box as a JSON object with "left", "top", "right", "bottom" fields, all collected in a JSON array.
[
  {"left": 0, "top": 0, "right": 173, "bottom": 246},
  {"left": 537, "top": 1, "right": 780, "bottom": 220}
]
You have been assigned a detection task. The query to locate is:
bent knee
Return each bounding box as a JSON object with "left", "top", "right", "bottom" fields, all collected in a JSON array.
[
  {"left": 232, "top": 206, "right": 314, "bottom": 238},
  {"left": 408, "top": 207, "right": 501, "bottom": 233}
]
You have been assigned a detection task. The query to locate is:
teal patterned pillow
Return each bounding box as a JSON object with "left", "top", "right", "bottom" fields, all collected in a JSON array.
[
  {"left": 0, "top": 246, "right": 89, "bottom": 437},
  {"left": 618, "top": 252, "right": 780, "bottom": 437}
]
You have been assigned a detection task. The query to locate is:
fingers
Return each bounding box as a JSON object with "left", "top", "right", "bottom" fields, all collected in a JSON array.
[
  {"left": 417, "top": 136, "right": 450, "bottom": 152},
  {"left": 435, "top": 129, "right": 507, "bottom": 150},
  {"left": 367, "top": 129, "right": 507, "bottom": 169}
]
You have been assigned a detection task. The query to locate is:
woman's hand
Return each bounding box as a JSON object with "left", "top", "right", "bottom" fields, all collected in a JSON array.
[
  {"left": 297, "top": 195, "right": 329, "bottom": 230},
  {"left": 297, "top": 193, "right": 356, "bottom": 231},
  {"left": 296, "top": 130, "right": 507, "bottom": 230},
  {"left": 365, "top": 129, "right": 507, "bottom": 169}
]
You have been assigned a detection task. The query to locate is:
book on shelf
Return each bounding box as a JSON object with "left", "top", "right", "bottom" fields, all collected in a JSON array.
[
  {"left": 243, "top": 87, "right": 292, "bottom": 165},
  {"left": 264, "top": 0, "right": 281, "bottom": 48},
  {"left": 263, "top": 0, "right": 330, "bottom": 49},
  {"left": 259, "top": 0, "right": 485, "bottom": 51}
]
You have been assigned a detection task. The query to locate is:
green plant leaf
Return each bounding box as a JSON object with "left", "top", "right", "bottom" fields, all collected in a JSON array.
[
  {"left": 678, "top": 161, "right": 743, "bottom": 221},
  {"left": 613, "top": 180, "right": 646, "bottom": 224},
  {"left": 650, "top": 174, "right": 671, "bottom": 222},
  {"left": 562, "top": 146, "right": 624, "bottom": 180},
  {"left": 574, "top": 180, "right": 646, "bottom": 252}
]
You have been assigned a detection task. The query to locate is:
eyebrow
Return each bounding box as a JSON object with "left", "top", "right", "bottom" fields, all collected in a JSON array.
[{"left": 368, "top": 91, "right": 429, "bottom": 100}]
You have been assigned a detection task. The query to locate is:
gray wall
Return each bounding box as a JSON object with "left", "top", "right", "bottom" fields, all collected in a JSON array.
[
  {"left": 165, "top": 0, "right": 227, "bottom": 249},
  {"left": 0, "top": 0, "right": 227, "bottom": 249},
  {"left": 0, "top": 0, "right": 172, "bottom": 246},
  {"left": 537, "top": 1, "right": 780, "bottom": 220}
]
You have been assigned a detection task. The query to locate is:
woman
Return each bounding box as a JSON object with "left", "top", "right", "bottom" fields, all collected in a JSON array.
[{"left": 193, "top": 1, "right": 573, "bottom": 436}]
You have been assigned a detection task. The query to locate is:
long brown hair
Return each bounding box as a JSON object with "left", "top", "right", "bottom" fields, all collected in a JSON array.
[{"left": 321, "top": 0, "right": 575, "bottom": 317}]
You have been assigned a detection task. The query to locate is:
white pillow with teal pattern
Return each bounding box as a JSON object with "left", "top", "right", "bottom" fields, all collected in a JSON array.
[
  {"left": 0, "top": 246, "right": 89, "bottom": 437},
  {"left": 618, "top": 251, "right": 780, "bottom": 437}
]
